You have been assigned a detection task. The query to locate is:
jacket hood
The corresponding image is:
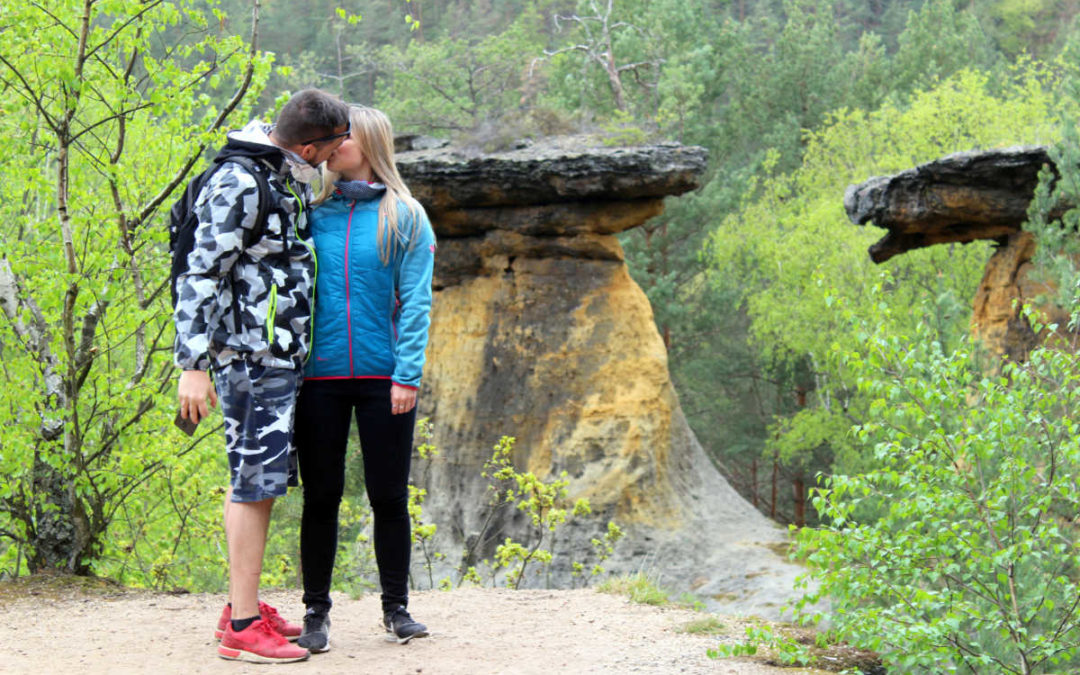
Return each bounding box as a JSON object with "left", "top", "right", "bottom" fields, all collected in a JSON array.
[{"left": 217, "top": 120, "right": 286, "bottom": 172}]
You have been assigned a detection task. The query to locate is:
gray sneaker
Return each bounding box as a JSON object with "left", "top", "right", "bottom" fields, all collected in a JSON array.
[
  {"left": 297, "top": 610, "right": 330, "bottom": 653},
  {"left": 383, "top": 605, "right": 429, "bottom": 644}
]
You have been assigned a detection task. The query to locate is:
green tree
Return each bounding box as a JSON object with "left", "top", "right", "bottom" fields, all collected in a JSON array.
[
  {"left": 891, "top": 0, "right": 1001, "bottom": 94},
  {"left": 707, "top": 66, "right": 1061, "bottom": 522},
  {"left": 982, "top": 0, "right": 1070, "bottom": 57},
  {"left": 792, "top": 300, "right": 1080, "bottom": 672},
  {"left": 0, "top": 0, "right": 271, "bottom": 575},
  {"left": 374, "top": 6, "right": 548, "bottom": 135}
]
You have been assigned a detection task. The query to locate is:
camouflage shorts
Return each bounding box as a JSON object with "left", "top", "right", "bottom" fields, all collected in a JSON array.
[{"left": 213, "top": 359, "right": 301, "bottom": 502}]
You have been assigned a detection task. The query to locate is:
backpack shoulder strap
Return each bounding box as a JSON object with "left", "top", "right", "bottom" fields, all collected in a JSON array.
[{"left": 220, "top": 155, "right": 272, "bottom": 251}]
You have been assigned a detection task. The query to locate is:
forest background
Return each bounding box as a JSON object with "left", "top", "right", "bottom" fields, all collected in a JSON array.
[{"left": 5, "top": 0, "right": 1080, "bottom": 670}]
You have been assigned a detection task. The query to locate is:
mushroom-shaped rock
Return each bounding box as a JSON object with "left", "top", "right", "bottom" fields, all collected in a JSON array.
[
  {"left": 398, "top": 136, "right": 799, "bottom": 616},
  {"left": 844, "top": 146, "right": 1056, "bottom": 263},
  {"left": 845, "top": 145, "right": 1071, "bottom": 361}
]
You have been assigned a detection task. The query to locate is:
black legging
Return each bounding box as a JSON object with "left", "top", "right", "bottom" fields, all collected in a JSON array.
[{"left": 295, "top": 378, "right": 416, "bottom": 613}]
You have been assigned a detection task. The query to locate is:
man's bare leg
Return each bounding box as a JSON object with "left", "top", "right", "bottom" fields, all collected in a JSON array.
[
  {"left": 226, "top": 496, "right": 274, "bottom": 620},
  {"left": 224, "top": 487, "right": 233, "bottom": 604}
]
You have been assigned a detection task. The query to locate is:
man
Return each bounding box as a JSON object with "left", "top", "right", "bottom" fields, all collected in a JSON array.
[{"left": 173, "top": 89, "right": 351, "bottom": 664}]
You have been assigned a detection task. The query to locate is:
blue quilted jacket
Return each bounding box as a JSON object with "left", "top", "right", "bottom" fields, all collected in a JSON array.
[{"left": 304, "top": 190, "right": 435, "bottom": 389}]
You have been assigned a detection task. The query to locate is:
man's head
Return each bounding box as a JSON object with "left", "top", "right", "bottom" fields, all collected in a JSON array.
[{"left": 271, "top": 89, "right": 351, "bottom": 166}]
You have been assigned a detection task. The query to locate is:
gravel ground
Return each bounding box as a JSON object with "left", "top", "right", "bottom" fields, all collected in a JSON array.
[{"left": 0, "top": 584, "right": 832, "bottom": 674}]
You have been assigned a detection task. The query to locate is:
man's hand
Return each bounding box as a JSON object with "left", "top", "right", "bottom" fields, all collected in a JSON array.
[
  {"left": 178, "top": 370, "right": 217, "bottom": 424},
  {"left": 390, "top": 383, "right": 417, "bottom": 415}
]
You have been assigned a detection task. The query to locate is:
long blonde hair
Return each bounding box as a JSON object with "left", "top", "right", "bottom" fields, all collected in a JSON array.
[{"left": 316, "top": 105, "right": 426, "bottom": 264}]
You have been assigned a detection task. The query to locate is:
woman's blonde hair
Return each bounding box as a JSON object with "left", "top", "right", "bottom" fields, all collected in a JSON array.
[{"left": 315, "top": 105, "right": 425, "bottom": 264}]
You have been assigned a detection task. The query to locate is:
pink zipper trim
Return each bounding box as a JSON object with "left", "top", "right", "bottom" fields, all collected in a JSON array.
[
  {"left": 344, "top": 201, "right": 357, "bottom": 377},
  {"left": 392, "top": 294, "right": 401, "bottom": 340},
  {"left": 304, "top": 375, "right": 393, "bottom": 381}
]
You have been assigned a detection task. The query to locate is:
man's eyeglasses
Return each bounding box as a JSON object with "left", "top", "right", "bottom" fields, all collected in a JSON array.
[{"left": 300, "top": 122, "right": 351, "bottom": 145}]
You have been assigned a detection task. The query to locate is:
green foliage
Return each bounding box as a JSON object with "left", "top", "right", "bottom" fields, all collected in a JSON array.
[
  {"left": 572, "top": 521, "right": 624, "bottom": 584},
  {"left": 0, "top": 0, "right": 271, "bottom": 577},
  {"left": 596, "top": 572, "right": 669, "bottom": 606},
  {"left": 705, "top": 65, "right": 1062, "bottom": 520},
  {"left": 982, "top": 0, "right": 1070, "bottom": 57},
  {"left": 374, "top": 7, "right": 547, "bottom": 134},
  {"left": 470, "top": 436, "right": 596, "bottom": 589},
  {"left": 408, "top": 418, "right": 443, "bottom": 589},
  {"left": 8, "top": 0, "right": 1080, "bottom": 608},
  {"left": 791, "top": 303, "right": 1080, "bottom": 672},
  {"left": 710, "top": 621, "right": 813, "bottom": 664},
  {"left": 783, "top": 121, "right": 1080, "bottom": 667},
  {"left": 1024, "top": 81, "right": 1080, "bottom": 316},
  {"left": 891, "top": 0, "right": 1001, "bottom": 94}
]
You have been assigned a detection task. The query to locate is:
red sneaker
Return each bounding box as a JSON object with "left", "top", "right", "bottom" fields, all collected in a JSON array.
[
  {"left": 258, "top": 601, "right": 303, "bottom": 641},
  {"left": 217, "top": 617, "right": 309, "bottom": 663},
  {"left": 214, "top": 602, "right": 302, "bottom": 642}
]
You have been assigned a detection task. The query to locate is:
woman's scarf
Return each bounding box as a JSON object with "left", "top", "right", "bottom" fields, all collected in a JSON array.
[{"left": 335, "top": 180, "right": 387, "bottom": 202}]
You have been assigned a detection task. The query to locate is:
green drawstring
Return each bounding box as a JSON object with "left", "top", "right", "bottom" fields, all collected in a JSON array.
[
  {"left": 287, "top": 181, "right": 318, "bottom": 364},
  {"left": 266, "top": 283, "right": 278, "bottom": 344}
]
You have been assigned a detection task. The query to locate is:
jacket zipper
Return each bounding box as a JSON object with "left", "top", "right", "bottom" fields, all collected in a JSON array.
[
  {"left": 344, "top": 201, "right": 357, "bottom": 376},
  {"left": 266, "top": 283, "right": 278, "bottom": 346},
  {"left": 286, "top": 182, "right": 318, "bottom": 365}
]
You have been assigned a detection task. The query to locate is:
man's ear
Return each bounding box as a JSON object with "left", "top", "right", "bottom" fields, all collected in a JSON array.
[{"left": 297, "top": 144, "right": 317, "bottom": 163}]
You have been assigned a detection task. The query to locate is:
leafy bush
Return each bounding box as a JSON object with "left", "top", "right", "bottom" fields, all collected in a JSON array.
[
  {"left": 774, "top": 81, "right": 1080, "bottom": 674},
  {"left": 794, "top": 307, "right": 1080, "bottom": 672}
]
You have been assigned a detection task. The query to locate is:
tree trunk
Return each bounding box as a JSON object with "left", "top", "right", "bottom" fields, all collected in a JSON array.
[
  {"left": 793, "top": 476, "right": 806, "bottom": 528},
  {"left": 604, "top": 50, "right": 627, "bottom": 112},
  {"left": 770, "top": 456, "right": 778, "bottom": 520},
  {"left": 751, "top": 457, "right": 758, "bottom": 508},
  {"left": 29, "top": 462, "right": 91, "bottom": 574}
]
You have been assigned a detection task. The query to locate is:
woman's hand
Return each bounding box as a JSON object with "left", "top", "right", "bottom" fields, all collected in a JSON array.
[
  {"left": 390, "top": 383, "right": 417, "bottom": 415},
  {"left": 178, "top": 370, "right": 217, "bottom": 424}
]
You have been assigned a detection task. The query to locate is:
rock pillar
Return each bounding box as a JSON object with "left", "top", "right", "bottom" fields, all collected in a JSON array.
[{"left": 397, "top": 136, "right": 799, "bottom": 615}]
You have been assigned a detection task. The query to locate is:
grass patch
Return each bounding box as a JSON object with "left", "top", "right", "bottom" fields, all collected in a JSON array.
[
  {"left": 711, "top": 618, "right": 884, "bottom": 674},
  {"left": 596, "top": 573, "right": 669, "bottom": 605},
  {"left": 679, "top": 616, "right": 728, "bottom": 635}
]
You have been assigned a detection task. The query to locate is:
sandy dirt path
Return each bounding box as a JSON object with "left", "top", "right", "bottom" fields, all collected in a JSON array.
[{"left": 0, "top": 585, "right": 831, "bottom": 674}]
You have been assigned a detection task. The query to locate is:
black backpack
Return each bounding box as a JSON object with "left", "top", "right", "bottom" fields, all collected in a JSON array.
[{"left": 168, "top": 155, "right": 271, "bottom": 306}]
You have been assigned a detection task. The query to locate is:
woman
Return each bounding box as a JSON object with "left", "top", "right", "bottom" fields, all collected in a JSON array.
[{"left": 293, "top": 105, "right": 436, "bottom": 653}]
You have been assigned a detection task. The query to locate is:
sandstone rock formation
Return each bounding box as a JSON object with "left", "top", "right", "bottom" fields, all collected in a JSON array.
[
  {"left": 398, "top": 136, "right": 800, "bottom": 616},
  {"left": 845, "top": 146, "right": 1070, "bottom": 361}
]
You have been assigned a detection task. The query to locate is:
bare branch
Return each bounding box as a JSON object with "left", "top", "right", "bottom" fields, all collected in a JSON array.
[
  {"left": 616, "top": 60, "right": 662, "bottom": 75},
  {"left": 135, "top": 0, "right": 263, "bottom": 226},
  {"left": 391, "top": 66, "right": 479, "bottom": 118},
  {"left": 27, "top": 2, "right": 79, "bottom": 40},
  {"left": 0, "top": 55, "right": 60, "bottom": 133},
  {"left": 73, "top": 299, "right": 107, "bottom": 391},
  {"left": 83, "top": 0, "right": 166, "bottom": 61}
]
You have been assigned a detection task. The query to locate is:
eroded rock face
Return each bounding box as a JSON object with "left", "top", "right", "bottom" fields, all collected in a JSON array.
[
  {"left": 845, "top": 146, "right": 1070, "bottom": 361},
  {"left": 398, "top": 137, "right": 799, "bottom": 615},
  {"left": 844, "top": 146, "right": 1056, "bottom": 264}
]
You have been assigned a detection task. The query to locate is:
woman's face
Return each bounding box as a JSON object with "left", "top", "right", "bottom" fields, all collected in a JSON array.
[{"left": 327, "top": 135, "right": 370, "bottom": 178}]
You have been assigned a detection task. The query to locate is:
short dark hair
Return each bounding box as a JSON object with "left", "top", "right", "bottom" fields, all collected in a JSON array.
[{"left": 274, "top": 89, "right": 350, "bottom": 145}]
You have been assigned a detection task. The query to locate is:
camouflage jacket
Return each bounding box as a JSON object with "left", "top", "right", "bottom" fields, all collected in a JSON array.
[{"left": 172, "top": 122, "right": 316, "bottom": 372}]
